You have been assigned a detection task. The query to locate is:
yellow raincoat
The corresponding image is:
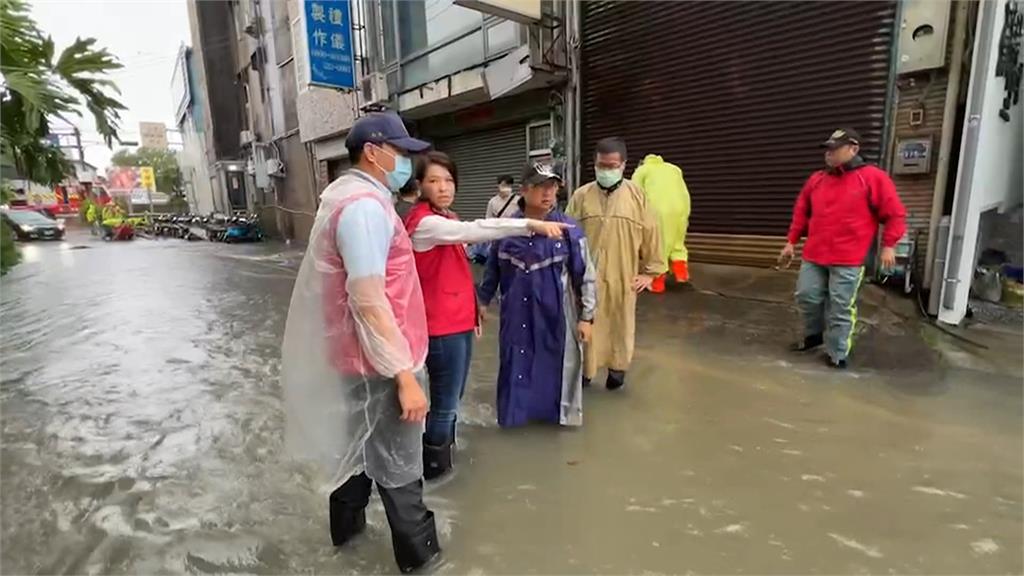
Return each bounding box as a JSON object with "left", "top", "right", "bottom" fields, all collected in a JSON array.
[
  {"left": 567, "top": 180, "right": 664, "bottom": 377},
  {"left": 632, "top": 154, "right": 691, "bottom": 266}
]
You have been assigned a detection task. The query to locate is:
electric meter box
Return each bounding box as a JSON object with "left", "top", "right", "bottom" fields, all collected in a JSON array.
[
  {"left": 894, "top": 137, "right": 934, "bottom": 175},
  {"left": 898, "top": 0, "right": 952, "bottom": 74}
]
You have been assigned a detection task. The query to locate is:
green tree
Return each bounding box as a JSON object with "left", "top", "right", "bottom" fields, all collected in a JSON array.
[
  {"left": 110, "top": 147, "right": 183, "bottom": 194},
  {"left": 0, "top": 0, "right": 126, "bottom": 185}
]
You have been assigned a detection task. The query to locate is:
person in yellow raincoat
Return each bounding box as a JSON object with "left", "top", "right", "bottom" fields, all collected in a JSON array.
[
  {"left": 566, "top": 137, "right": 664, "bottom": 390},
  {"left": 632, "top": 154, "right": 691, "bottom": 292}
]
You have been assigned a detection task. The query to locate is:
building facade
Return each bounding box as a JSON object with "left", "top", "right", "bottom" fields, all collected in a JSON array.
[
  {"left": 571, "top": 0, "right": 1020, "bottom": 325},
  {"left": 183, "top": 0, "right": 248, "bottom": 215},
  {"left": 181, "top": 0, "right": 1020, "bottom": 325},
  {"left": 359, "top": 0, "right": 568, "bottom": 218},
  {"left": 171, "top": 46, "right": 215, "bottom": 215}
]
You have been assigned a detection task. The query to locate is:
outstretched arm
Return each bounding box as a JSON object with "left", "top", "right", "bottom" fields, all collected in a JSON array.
[
  {"left": 410, "top": 215, "right": 529, "bottom": 251},
  {"left": 410, "top": 214, "right": 572, "bottom": 252}
]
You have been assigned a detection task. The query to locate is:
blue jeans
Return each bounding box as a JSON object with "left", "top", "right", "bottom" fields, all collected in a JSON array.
[
  {"left": 423, "top": 330, "right": 474, "bottom": 447},
  {"left": 795, "top": 262, "right": 865, "bottom": 362}
]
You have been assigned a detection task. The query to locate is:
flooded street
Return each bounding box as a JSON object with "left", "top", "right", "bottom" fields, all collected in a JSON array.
[{"left": 2, "top": 229, "right": 1021, "bottom": 575}]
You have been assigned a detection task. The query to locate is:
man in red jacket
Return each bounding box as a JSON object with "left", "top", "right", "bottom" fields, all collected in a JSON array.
[{"left": 779, "top": 128, "right": 906, "bottom": 369}]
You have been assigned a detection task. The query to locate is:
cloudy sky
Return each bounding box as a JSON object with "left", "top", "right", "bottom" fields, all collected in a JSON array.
[{"left": 30, "top": 0, "right": 192, "bottom": 171}]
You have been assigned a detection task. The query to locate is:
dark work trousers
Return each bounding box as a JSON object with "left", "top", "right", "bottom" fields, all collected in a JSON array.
[
  {"left": 329, "top": 473, "right": 439, "bottom": 573},
  {"left": 423, "top": 330, "right": 474, "bottom": 447}
]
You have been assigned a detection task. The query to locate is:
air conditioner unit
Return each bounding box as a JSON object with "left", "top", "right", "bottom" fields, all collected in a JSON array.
[
  {"left": 240, "top": 129, "right": 255, "bottom": 146},
  {"left": 266, "top": 158, "right": 285, "bottom": 177},
  {"left": 360, "top": 73, "right": 389, "bottom": 107}
]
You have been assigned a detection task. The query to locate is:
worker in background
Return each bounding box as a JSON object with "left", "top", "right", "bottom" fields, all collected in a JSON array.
[
  {"left": 394, "top": 176, "right": 419, "bottom": 220},
  {"left": 85, "top": 200, "right": 99, "bottom": 235},
  {"left": 280, "top": 112, "right": 440, "bottom": 573},
  {"left": 469, "top": 175, "right": 520, "bottom": 264},
  {"left": 632, "top": 154, "right": 692, "bottom": 292},
  {"left": 566, "top": 137, "right": 664, "bottom": 390},
  {"left": 485, "top": 175, "right": 519, "bottom": 219},
  {"left": 779, "top": 128, "right": 906, "bottom": 369}
]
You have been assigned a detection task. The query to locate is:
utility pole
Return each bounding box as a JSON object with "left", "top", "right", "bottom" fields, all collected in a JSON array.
[{"left": 73, "top": 128, "right": 84, "bottom": 163}]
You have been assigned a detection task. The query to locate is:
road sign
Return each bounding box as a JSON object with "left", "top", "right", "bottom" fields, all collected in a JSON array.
[
  {"left": 139, "top": 166, "right": 156, "bottom": 191},
  {"left": 302, "top": 0, "right": 356, "bottom": 90}
]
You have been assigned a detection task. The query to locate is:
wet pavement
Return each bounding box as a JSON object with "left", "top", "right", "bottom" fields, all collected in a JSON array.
[{"left": 2, "top": 228, "right": 1021, "bottom": 574}]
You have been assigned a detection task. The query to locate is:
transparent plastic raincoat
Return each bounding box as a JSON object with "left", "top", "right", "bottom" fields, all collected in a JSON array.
[{"left": 282, "top": 170, "right": 429, "bottom": 490}]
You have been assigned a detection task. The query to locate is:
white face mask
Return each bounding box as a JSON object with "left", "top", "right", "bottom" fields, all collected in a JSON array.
[{"left": 498, "top": 186, "right": 513, "bottom": 197}]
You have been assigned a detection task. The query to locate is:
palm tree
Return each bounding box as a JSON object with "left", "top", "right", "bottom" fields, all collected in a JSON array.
[{"left": 0, "top": 0, "right": 126, "bottom": 184}]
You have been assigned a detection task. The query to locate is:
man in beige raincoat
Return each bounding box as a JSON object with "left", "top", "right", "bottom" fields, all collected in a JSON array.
[{"left": 566, "top": 137, "right": 664, "bottom": 390}]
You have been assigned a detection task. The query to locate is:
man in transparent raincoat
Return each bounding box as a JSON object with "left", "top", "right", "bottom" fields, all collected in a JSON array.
[{"left": 281, "top": 113, "right": 440, "bottom": 572}]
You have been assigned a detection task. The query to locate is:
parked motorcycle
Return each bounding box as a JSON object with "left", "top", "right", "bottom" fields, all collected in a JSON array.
[{"left": 223, "top": 213, "right": 262, "bottom": 243}]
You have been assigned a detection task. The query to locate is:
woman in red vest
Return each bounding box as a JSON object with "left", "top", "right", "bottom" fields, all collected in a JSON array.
[{"left": 404, "top": 151, "right": 568, "bottom": 479}]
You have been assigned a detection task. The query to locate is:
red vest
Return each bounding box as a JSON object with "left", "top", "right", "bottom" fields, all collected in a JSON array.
[
  {"left": 323, "top": 192, "right": 428, "bottom": 376},
  {"left": 404, "top": 202, "right": 477, "bottom": 337}
]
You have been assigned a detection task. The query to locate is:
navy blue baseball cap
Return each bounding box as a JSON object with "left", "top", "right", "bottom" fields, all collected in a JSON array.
[{"left": 345, "top": 112, "right": 431, "bottom": 153}]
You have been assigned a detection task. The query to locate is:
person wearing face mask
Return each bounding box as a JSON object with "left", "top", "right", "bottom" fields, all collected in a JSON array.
[
  {"left": 403, "top": 151, "right": 571, "bottom": 480},
  {"left": 779, "top": 128, "right": 905, "bottom": 369},
  {"left": 280, "top": 112, "right": 440, "bottom": 573},
  {"left": 468, "top": 175, "right": 519, "bottom": 264},
  {"left": 485, "top": 175, "right": 519, "bottom": 219},
  {"left": 566, "top": 137, "right": 664, "bottom": 391}
]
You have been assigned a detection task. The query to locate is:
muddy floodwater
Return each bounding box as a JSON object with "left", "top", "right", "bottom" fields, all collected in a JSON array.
[{"left": 2, "top": 230, "right": 1021, "bottom": 574}]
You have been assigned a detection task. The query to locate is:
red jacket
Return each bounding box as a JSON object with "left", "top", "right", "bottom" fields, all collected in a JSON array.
[
  {"left": 404, "top": 201, "right": 477, "bottom": 337},
  {"left": 786, "top": 159, "right": 907, "bottom": 267}
]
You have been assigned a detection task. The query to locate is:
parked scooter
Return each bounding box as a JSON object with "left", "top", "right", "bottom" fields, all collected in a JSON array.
[
  {"left": 204, "top": 213, "right": 229, "bottom": 242},
  {"left": 223, "top": 213, "right": 262, "bottom": 243}
]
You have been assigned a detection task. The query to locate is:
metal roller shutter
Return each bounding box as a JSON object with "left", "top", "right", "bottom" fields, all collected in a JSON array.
[
  {"left": 434, "top": 123, "right": 528, "bottom": 220},
  {"left": 580, "top": 0, "right": 897, "bottom": 265}
]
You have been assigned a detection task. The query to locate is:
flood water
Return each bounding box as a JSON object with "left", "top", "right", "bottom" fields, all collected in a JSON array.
[{"left": 2, "top": 229, "right": 1021, "bottom": 574}]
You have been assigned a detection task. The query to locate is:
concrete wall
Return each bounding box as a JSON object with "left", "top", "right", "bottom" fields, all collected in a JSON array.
[
  {"left": 179, "top": 109, "right": 216, "bottom": 214},
  {"left": 277, "top": 135, "right": 318, "bottom": 242},
  {"left": 194, "top": 1, "right": 244, "bottom": 161}
]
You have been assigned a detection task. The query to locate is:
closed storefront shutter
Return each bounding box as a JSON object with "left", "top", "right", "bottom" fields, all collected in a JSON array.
[
  {"left": 580, "top": 0, "right": 897, "bottom": 266},
  {"left": 433, "top": 123, "right": 528, "bottom": 220}
]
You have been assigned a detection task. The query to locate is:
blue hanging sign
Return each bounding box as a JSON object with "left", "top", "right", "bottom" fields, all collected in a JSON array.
[{"left": 302, "top": 0, "right": 356, "bottom": 90}]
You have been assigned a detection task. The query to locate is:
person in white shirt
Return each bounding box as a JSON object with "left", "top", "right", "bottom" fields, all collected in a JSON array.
[
  {"left": 485, "top": 175, "right": 519, "bottom": 219},
  {"left": 470, "top": 175, "right": 520, "bottom": 263}
]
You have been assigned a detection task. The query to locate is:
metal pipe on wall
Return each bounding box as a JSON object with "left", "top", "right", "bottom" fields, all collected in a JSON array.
[
  {"left": 569, "top": 0, "right": 581, "bottom": 190},
  {"left": 939, "top": 0, "right": 998, "bottom": 322},
  {"left": 923, "top": 0, "right": 970, "bottom": 289}
]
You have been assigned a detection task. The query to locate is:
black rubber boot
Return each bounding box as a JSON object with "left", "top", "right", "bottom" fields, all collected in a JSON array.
[
  {"left": 392, "top": 510, "right": 442, "bottom": 573},
  {"left": 422, "top": 439, "right": 453, "bottom": 481},
  {"left": 328, "top": 474, "right": 372, "bottom": 546},
  {"left": 606, "top": 369, "right": 626, "bottom": 391},
  {"left": 791, "top": 333, "right": 824, "bottom": 352},
  {"left": 329, "top": 506, "right": 366, "bottom": 546}
]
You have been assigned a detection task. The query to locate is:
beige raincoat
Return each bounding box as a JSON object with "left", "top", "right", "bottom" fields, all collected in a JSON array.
[{"left": 567, "top": 180, "right": 664, "bottom": 377}]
